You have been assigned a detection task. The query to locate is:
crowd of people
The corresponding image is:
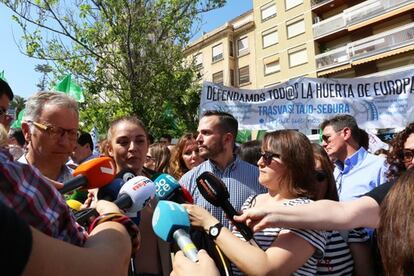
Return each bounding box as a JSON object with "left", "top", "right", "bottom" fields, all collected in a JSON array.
[{"left": 1, "top": 77, "right": 413, "bottom": 276}]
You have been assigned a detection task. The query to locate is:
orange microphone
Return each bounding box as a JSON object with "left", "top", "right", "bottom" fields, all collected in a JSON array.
[{"left": 60, "top": 157, "right": 116, "bottom": 194}]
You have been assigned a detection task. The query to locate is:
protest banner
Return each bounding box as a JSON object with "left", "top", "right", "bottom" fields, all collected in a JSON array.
[{"left": 200, "top": 69, "right": 414, "bottom": 131}]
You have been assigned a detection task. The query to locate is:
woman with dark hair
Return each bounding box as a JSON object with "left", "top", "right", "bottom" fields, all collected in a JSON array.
[
  {"left": 386, "top": 122, "right": 414, "bottom": 180},
  {"left": 168, "top": 133, "right": 203, "bottom": 179},
  {"left": 184, "top": 130, "right": 328, "bottom": 275},
  {"left": 378, "top": 167, "right": 414, "bottom": 276}
]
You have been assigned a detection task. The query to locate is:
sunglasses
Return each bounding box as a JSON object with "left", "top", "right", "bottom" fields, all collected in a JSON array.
[
  {"left": 402, "top": 149, "right": 414, "bottom": 163},
  {"left": 260, "top": 151, "right": 280, "bottom": 166},
  {"left": 315, "top": 170, "right": 327, "bottom": 182}
]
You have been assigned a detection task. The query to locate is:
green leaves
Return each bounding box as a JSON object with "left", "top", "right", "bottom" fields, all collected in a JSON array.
[{"left": 4, "top": 0, "right": 226, "bottom": 138}]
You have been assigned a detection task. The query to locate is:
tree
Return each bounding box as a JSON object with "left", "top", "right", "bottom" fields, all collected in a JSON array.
[
  {"left": 34, "top": 64, "right": 53, "bottom": 91},
  {"left": 3, "top": 0, "right": 225, "bottom": 136},
  {"left": 10, "top": 95, "right": 26, "bottom": 115}
]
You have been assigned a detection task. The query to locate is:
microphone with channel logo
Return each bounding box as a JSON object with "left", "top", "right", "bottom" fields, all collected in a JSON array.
[{"left": 154, "top": 173, "right": 193, "bottom": 204}]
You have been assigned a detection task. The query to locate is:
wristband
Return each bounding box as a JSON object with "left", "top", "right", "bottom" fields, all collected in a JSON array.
[{"left": 89, "top": 213, "right": 140, "bottom": 256}]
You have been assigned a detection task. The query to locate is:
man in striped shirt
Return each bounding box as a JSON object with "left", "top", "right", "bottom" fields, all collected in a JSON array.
[{"left": 180, "top": 110, "right": 266, "bottom": 229}]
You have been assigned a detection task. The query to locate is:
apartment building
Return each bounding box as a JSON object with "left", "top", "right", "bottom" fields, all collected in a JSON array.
[{"left": 185, "top": 0, "right": 414, "bottom": 88}]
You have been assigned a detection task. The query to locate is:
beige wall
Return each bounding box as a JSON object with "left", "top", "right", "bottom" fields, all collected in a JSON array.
[{"left": 186, "top": 0, "right": 414, "bottom": 86}]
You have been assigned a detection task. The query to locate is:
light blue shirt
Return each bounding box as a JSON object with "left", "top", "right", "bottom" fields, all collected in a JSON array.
[
  {"left": 180, "top": 156, "right": 266, "bottom": 229},
  {"left": 334, "top": 147, "right": 388, "bottom": 201}
]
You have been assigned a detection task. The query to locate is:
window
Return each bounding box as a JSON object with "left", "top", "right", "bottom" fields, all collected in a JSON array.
[
  {"left": 289, "top": 48, "right": 308, "bottom": 67},
  {"left": 261, "top": 3, "right": 276, "bottom": 21},
  {"left": 287, "top": 19, "right": 305, "bottom": 38},
  {"left": 212, "top": 71, "right": 223, "bottom": 85},
  {"left": 230, "top": 69, "right": 235, "bottom": 86},
  {"left": 239, "top": 66, "right": 250, "bottom": 86},
  {"left": 212, "top": 43, "right": 223, "bottom": 62},
  {"left": 264, "top": 60, "right": 280, "bottom": 75},
  {"left": 262, "top": 30, "right": 278, "bottom": 48},
  {"left": 229, "top": 41, "right": 234, "bottom": 57},
  {"left": 237, "top": 37, "right": 249, "bottom": 56},
  {"left": 194, "top": 53, "right": 203, "bottom": 69},
  {"left": 285, "top": 0, "right": 303, "bottom": 10}
]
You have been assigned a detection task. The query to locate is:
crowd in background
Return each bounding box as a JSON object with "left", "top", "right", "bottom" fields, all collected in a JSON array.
[{"left": 0, "top": 77, "right": 413, "bottom": 276}]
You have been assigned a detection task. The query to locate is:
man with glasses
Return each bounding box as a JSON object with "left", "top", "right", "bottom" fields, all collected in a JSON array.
[
  {"left": 20, "top": 92, "right": 79, "bottom": 182},
  {"left": 0, "top": 79, "right": 14, "bottom": 131},
  {"left": 320, "top": 115, "right": 388, "bottom": 202},
  {"left": 180, "top": 110, "right": 266, "bottom": 229}
]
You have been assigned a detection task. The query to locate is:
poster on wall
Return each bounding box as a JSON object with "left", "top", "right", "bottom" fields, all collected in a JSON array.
[{"left": 199, "top": 69, "right": 414, "bottom": 131}]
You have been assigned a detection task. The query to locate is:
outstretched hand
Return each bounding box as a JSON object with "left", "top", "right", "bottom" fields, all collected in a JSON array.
[{"left": 233, "top": 207, "right": 276, "bottom": 232}]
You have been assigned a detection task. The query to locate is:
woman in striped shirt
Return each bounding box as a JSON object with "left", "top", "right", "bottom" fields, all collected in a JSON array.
[{"left": 184, "top": 130, "right": 328, "bottom": 275}]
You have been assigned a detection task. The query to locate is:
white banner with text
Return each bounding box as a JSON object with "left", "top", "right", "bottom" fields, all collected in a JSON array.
[{"left": 199, "top": 70, "right": 414, "bottom": 130}]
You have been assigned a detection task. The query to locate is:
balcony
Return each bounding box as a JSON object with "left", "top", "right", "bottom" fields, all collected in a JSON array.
[
  {"left": 316, "top": 22, "right": 414, "bottom": 71},
  {"left": 346, "top": 0, "right": 413, "bottom": 28},
  {"left": 313, "top": 0, "right": 414, "bottom": 39},
  {"left": 316, "top": 46, "right": 349, "bottom": 70},
  {"left": 313, "top": 13, "right": 346, "bottom": 39},
  {"left": 349, "top": 22, "right": 414, "bottom": 61}
]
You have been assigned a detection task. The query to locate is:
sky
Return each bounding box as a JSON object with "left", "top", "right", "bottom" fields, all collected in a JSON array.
[{"left": 0, "top": 1, "right": 252, "bottom": 99}]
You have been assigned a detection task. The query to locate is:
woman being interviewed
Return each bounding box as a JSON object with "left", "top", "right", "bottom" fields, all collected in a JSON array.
[
  {"left": 105, "top": 116, "right": 171, "bottom": 276},
  {"left": 184, "top": 130, "right": 327, "bottom": 275}
]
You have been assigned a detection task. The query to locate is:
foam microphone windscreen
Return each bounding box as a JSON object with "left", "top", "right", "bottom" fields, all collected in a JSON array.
[
  {"left": 73, "top": 157, "right": 116, "bottom": 187},
  {"left": 152, "top": 200, "right": 199, "bottom": 262},
  {"left": 97, "top": 169, "right": 136, "bottom": 201},
  {"left": 116, "top": 176, "right": 156, "bottom": 214},
  {"left": 60, "top": 157, "right": 116, "bottom": 194}
]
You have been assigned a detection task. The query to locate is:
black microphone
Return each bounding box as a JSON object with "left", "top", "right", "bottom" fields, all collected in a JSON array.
[
  {"left": 196, "top": 171, "right": 261, "bottom": 248},
  {"left": 97, "top": 169, "right": 136, "bottom": 201}
]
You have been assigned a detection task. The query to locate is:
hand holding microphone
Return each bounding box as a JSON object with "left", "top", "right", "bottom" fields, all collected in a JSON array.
[
  {"left": 152, "top": 200, "right": 199, "bottom": 262},
  {"left": 196, "top": 172, "right": 261, "bottom": 249},
  {"left": 60, "top": 157, "right": 116, "bottom": 194}
]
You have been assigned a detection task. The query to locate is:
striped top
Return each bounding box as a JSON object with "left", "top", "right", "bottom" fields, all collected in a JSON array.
[
  {"left": 231, "top": 196, "right": 328, "bottom": 276},
  {"left": 318, "top": 231, "right": 354, "bottom": 275},
  {"left": 180, "top": 157, "right": 266, "bottom": 229}
]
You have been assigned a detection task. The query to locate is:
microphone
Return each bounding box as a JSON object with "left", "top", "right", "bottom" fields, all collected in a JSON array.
[
  {"left": 60, "top": 157, "right": 116, "bottom": 194},
  {"left": 75, "top": 176, "right": 156, "bottom": 227},
  {"left": 154, "top": 173, "right": 193, "bottom": 203},
  {"left": 152, "top": 200, "right": 199, "bottom": 262},
  {"left": 66, "top": 199, "right": 82, "bottom": 211},
  {"left": 115, "top": 176, "right": 156, "bottom": 216},
  {"left": 97, "top": 169, "right": 136, "bottom": 201},
  {"left": 196, "top": 171, "right": 260, "bottom": 248}
]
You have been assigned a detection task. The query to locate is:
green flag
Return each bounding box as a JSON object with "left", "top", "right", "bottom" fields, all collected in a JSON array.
[
  {"left": 54, "top": 74, "right": 85, "bottom": 102},
  {"left": 11, "top": 109, "right": 25, "bottom": 128},
  {"left": 0, "top": 70, "right": 6, "bottom": 81}
]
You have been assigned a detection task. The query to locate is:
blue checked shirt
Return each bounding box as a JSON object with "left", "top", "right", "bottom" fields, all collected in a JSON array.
[{"left": 180, "top": 156, "right": 266, "bottom": 229}]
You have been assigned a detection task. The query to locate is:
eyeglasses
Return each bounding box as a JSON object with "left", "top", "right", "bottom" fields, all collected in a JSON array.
[
  {"left": 30, "top": 121, "right": 79, "bottom": 140},
  {"left": 260, "top": 151, "right": 280, "bottom": 166},
  {"left": 402, "top": 149, "right": 414, "bottom": 163},
  {"left": 315, "top": 170, "right": 327, "bottom": 182},
  {"left": 321, "top": 128, "right": 343, "bottom": 144},
  {"left": 145, "top": 155, "right": 155, "bottom": 162}
]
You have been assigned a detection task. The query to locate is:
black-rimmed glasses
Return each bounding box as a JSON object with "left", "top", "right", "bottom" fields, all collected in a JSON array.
[{"left": 260, "top": 151, "right": 280, "bottom": 166}]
